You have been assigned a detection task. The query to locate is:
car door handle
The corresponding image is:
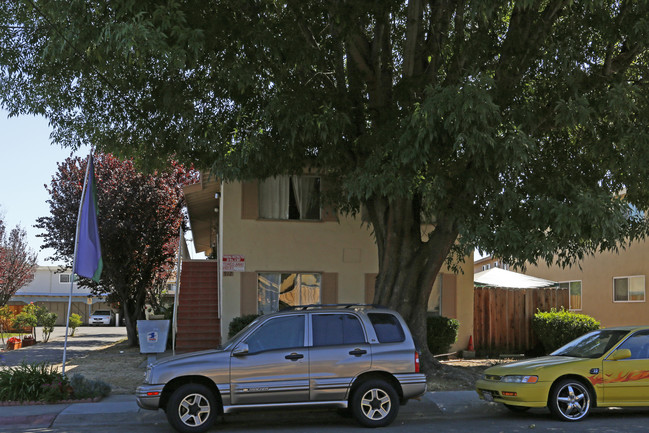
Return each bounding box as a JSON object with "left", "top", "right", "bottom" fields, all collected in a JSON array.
[
  {"left": 349, "top": 348, "right": 367, "bottom": 357},
  {"left": 285, "top": 353, "right": 304, "bottom": 361}
]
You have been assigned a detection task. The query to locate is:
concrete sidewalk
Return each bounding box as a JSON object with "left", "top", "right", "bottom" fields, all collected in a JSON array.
[{"left": 0, "top": 391, "right": 501, "bottom": 430}]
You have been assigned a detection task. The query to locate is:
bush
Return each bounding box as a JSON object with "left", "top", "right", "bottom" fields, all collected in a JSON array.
[
  {"left": 69, "top": 374, "right": 111, "bottom": 399},
  {"left": 532, "top": 308, "right": 600, "bottom": 353},
  {"left": 228, "top": 314, "right": 260, "bottom": 339},
  {"left": 0, "top": 363, "right": 111, "bottom": 403},
  {"left": 12, "top": 311, "right": 37, "bottom": 338},
  {"left": 426, "top": 315, "right": 459, "bottom": 355},
  {"left": 41, "top": 312, "right": 58, "bottom": 343},
  {"left": 0, "top": 362, "right": 71, "bottom": 402},
  {"left": 68, "top": 313, "right": 82, "bottom": 336}
]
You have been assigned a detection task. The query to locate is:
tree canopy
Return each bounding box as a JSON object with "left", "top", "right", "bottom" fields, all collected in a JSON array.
[
  {"left": 0, "top": 217, "right": 37, "bottom": 307},
  {"left": 35, "top": 153, "right": 196, "bottom": 345},
  {"left": 2, "top": 1, "right": 649, "bottom": 368}
]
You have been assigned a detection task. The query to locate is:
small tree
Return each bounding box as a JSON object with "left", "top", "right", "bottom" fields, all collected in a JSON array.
[
  {"left": 12, "top": 310, "right": 36, "bottom": 339},
  {"left": 0, "top": 219, "right": 37, "bottom": 307},
  {"left": 0, "top": 305, "right": 14, "bottom": 345},
  {"left": 40, "top": 312, "right": 57, "bottom": 343},
  {"left": 68, "top": 313, "right": 82, "bottom": 336}
]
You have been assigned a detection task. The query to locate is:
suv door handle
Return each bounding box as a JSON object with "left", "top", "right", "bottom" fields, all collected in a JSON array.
[
  {"left": 285, "top": 353, "right": 304, "bottom": 361},
  {"left": 349, "top": 348, "right": 367, "bottom": 357}
]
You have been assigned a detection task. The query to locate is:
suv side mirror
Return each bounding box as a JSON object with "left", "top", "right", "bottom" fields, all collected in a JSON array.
[
  {"left": 233, "top": 343, "right": 249, "bottom": 357},
  {"left": 608, "top": 348, "right": 632, "bottom": 361}
]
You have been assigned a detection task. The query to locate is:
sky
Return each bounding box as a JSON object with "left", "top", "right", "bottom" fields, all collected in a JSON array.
[{"left": 0, "top": 110, "right": 86, "bottom": 265}]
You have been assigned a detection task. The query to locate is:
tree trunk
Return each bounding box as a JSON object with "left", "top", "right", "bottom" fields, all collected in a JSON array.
[{"left": 366, "top": 196, "right": 458, "bottom": 374}]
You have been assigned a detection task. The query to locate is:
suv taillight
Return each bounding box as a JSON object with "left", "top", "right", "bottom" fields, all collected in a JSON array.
[{"left": 414, "top": 351, "right": 420, "bottom": 373}]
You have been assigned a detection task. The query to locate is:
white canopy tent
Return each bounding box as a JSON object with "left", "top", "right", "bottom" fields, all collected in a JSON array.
[{"left": 474, "top": 267, "right": 558, "bottom": 289}]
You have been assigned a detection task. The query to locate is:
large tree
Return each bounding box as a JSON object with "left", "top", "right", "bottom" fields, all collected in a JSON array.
[
  {"left": 0, "top": 217, "right": 37, "bottom": 306},
  {"left": 35, "top": 153, "right": 195, "bottom": 345},
  {"left": 2, "top": 1, "right": 649, "bottom": 370}
]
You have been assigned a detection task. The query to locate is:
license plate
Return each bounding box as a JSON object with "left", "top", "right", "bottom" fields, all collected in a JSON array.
[{"left": 482, "top": 391, "right": 494, "bottom": 402}]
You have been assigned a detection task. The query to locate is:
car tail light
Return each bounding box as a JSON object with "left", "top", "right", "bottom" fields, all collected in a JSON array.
[{"left": 414, "top": 351, "right": 420, "bottom": 373}]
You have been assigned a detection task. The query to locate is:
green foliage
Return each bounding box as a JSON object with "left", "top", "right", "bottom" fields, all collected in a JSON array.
[
  {"left": 426, "top": 315, "right": 460, "bottom": 355},
  {"left": 68, "top": 313, "right": 82, "bottom": 336},
  {"left": 0, "top": 363, "right": 111, "bottom": 402},
  {"left": 12, "top": 311, "right": 37, "bottom": 338},
  {"left": 228, "top": 314, "right": 260, "bottom": 339},
  {"left": 0, "top": 305, "right": 14, "bottom": 344},
  {"left": 41, "top": 312, "right": 58, "bottom": 343},
  {"left": 0, "top": 362, "right": 70, "bottom": 403},
  {"left": 69, "top": 374, "right": 111, "bottom": 400},
  {"left": 532, "top": 308, "right": 601, "bottom": 353}
]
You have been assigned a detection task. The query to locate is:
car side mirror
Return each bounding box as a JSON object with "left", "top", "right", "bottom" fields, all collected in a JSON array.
[
  {"left": 232, "top": 343, "right": 249, "bottom": 357},
  {"left": 608, "top": 348, "right": 632, "bottom": 361}
]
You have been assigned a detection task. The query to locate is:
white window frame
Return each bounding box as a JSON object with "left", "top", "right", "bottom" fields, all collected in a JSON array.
[
  {"left": 560, "top": 280, "right": 583, "bottom": 311},
  {"left": 613, "top": 275, "right": 646, "bottom": 303},
  {"left": 59, "top": 273, "right": 71, "bottom": 284}
]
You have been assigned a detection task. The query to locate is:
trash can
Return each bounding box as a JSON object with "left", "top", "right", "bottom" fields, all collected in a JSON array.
[{"left": 137, "top": 320, "right": 170, "bottom": 364}]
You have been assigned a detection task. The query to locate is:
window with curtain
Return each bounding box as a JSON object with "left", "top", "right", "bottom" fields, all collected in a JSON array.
[
  {"left": 560, "top": 281, "right": 582, "bottom": 310},
  {"left": 257, "top": 272, "right": 321, "bottom": 314},
  {"left": 259, "top": 175, "right": 321, "bottom": 220},
  {"left": 614, "top": 276, "right": 645, "bottom": 302}
]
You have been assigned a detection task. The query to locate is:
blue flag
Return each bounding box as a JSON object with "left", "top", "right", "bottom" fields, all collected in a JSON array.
[{"left": 74, "top": 154, "right": 103, "bottom": 282}]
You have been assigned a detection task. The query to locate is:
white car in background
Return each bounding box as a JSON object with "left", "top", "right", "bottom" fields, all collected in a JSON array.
[{"left": 89, "top": 310, "right": 114, "bottom": 326}]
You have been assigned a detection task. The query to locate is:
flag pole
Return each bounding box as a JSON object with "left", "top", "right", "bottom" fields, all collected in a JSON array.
[{"left": 62, "top": 151, "right": 93, "bottom": 376}]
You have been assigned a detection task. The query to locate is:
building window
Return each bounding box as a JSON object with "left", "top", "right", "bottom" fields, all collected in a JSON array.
[
  {"left": 481, "top": 264, "right": 491, "bottom": 271},
  {"left": 502, "top": 264, "right": 509, "bottom": 271},
  {"left": 614, "top": 276, "right": 645, "bottom": 302},
  {"left": 494, "top": 261, "right": 499, "bottom": 268},
  {"left": 560, "top": 281, "right": 582, "bottom": 310},
  {"left": 59, "top": 274, "right": 71, "bottom": 284},
  {"left": 259, "top": 175, "right": 321, "bottom": 220},
  {"left": 257, "top": 272, "right": 321, "bottom": 314},
  {"left": 427, "top": 275, "right": 442, "bottom": 315}
]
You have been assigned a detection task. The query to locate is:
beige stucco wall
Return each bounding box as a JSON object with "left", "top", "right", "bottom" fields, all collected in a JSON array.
[
  {"left": 525, "top": 241, "right": 649, "bottom": 328},
  {"left": 219, "top": 181, "right": 474, "bottom": 352}
]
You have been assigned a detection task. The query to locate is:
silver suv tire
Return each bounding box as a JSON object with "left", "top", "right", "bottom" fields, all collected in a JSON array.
[
  {"left": 351, "top": 379, "right": 399, "bottom": 427},
  {"left": 166, "top": 383, "right": 218, "bottom": 433}
]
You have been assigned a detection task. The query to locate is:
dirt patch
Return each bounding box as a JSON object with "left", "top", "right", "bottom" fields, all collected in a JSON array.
[
  {"left": 53, "top": 339, "right": 515, "bottom": 395},
  {"left": 427, "top": 359, "right": 512, "bottom": 391},
  {"left": 52, "top": 339, "right": 147, "bottom": 395}
]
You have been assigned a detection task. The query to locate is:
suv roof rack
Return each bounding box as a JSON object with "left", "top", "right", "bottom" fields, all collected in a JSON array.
[{"left": 287, "top": 303, "right": 387, "bottom": 311}]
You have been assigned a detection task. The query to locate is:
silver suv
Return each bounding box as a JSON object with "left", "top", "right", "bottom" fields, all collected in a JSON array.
[{"left": 136, "top": 305, "right": 426, "bottom": 432}]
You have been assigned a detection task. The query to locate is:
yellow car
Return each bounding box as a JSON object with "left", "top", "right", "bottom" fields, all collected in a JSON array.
[{"left": 476, "top": 326, "right": 649, "bottom": 421}]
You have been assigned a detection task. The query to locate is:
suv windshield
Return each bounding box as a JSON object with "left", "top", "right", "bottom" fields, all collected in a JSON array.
[{"left": 551, "top": 330, "right": 629, "bottom": 358}]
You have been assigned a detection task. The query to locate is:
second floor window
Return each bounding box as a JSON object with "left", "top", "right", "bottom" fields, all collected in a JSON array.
[
  {"left": 59, "top": 274, "right": 71, "bottom": 284},
  {"left": 259, "top": 175, "right": 321, "bottom": 220}
]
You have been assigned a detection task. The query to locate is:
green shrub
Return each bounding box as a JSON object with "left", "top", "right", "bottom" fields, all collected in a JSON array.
[
  {"left": 0, "top": 363, "right": 111, "bottom": 403},
  {"left": 426, "top": 315, "right": 459, "bottom": 355},
  {"left": 68, "top": 313, "right": 82, "bottom": 336},
  {"left": 228, "top": 314, "right": 260, "bottom": 339},
  {"left": 0, "top": 362, "right": 70, "bottom": 402},
  {"left": 41, "top": 312, "right": 58, "bottom": 343},
  {"left": 12, "top": 311, "right": 37, "bottom": 338},
  {"left": 532, "top": 308, "right": 600, "bottom": 353},
  {"left": 69, "top": 374, "right": 111, "bottom": 399}
]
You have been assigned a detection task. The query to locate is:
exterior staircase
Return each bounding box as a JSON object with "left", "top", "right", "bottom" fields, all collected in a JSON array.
[{"left": 175, "top": 260, "right": 221, "bottom": 353}]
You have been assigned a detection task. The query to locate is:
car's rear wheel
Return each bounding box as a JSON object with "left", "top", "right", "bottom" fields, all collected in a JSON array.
[
  {"left": 166, "top": 383, "right": 218, "bottom": 433},
  {"left": 351, "top": 379, "right": 399, "bottom": 427},
  {"left": 549, "top": 379, "right": 592, "bottom": 421}
]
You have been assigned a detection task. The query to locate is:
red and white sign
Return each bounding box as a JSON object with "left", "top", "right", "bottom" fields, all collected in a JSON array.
[{"left": 222, "top": 255, "right": 245, "bottom": 272}]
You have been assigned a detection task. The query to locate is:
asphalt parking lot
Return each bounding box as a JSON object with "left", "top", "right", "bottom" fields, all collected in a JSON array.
[{"left": 1, "top": 325, "right": 128, "bottom": 367}]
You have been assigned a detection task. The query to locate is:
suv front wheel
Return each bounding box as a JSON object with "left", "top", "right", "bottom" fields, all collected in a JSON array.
[
  {"left": 351, "top": 379, "right": 399, "bottom": 427},
  {"left": 166, "top": 383, "right": 218, "bottom": 433}
]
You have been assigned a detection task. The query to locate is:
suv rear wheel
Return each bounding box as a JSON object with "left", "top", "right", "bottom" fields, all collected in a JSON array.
[
  {"left": 166, "top": 383, "right": 218, "bottom": 433},
  {"left": 351, "top": 379, "right": 399, "bottom": 427}
]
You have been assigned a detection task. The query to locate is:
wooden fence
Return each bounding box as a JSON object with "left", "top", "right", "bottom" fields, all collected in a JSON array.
[{"left": 473, "top": 286, "right": 569, "bottom": 354}]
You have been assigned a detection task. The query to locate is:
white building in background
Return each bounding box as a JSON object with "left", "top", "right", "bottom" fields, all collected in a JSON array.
[{"left": 9, "top": 265, "right": 110, "bottom": 325}]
